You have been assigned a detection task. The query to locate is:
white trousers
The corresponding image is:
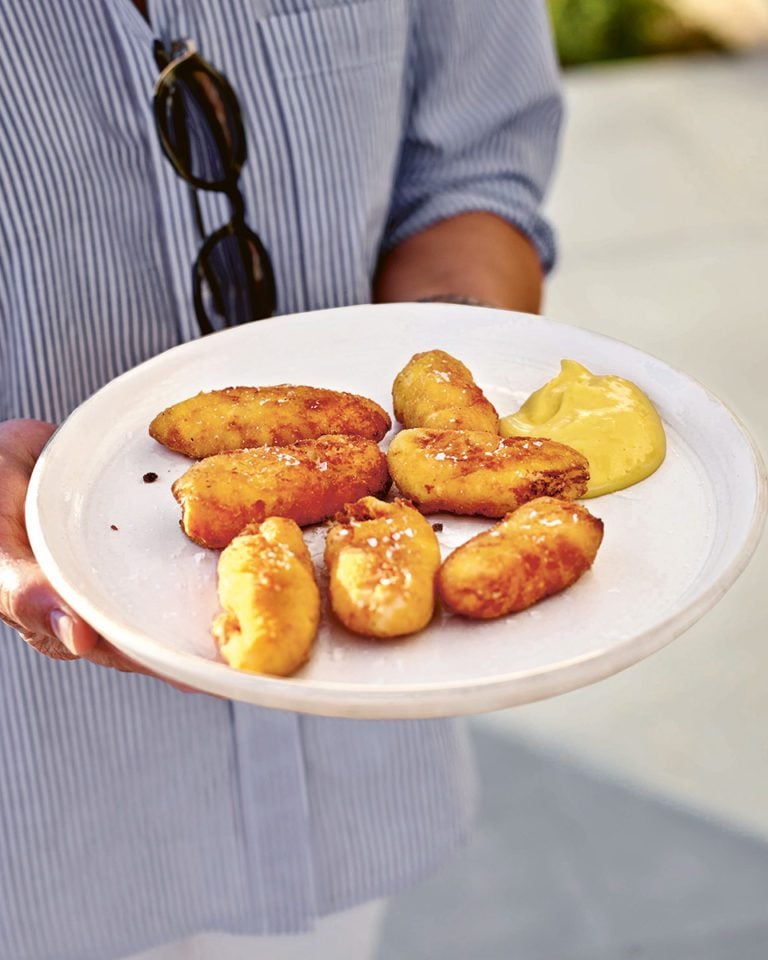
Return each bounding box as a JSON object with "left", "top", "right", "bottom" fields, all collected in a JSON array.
[{"left": 123, "top": 899, "right": 387, "bottom": 960}]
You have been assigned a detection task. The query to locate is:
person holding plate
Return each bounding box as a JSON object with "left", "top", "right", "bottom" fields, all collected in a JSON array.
[{"left": 0, "top": 2, "right": 562, "bottom": 958}]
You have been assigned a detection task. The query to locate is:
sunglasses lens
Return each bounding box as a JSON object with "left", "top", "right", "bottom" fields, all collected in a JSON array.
[
  {"left": 194, "top": 228, "right": 276, "bottom": 333},
  {"left": 157, "top": 62, "right": 245, "bottom": 186}
]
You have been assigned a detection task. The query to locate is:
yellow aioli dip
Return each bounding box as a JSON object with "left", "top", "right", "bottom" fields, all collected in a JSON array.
[{"left": 499, "top": 360, "right": 666, "bottom": 498}]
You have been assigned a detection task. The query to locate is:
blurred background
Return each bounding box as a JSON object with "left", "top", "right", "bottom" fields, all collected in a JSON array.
[{"left": 380, "top": 2, "right": 768, "bottom": 957}]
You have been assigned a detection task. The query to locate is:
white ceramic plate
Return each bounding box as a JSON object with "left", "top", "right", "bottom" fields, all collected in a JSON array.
[{"left": 26, "top": 303, "right": 767, "bottom": 718}]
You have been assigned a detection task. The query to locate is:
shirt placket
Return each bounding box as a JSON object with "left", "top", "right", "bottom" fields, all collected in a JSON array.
[
  {"left": 231, "top": 703, "right": 318, "bottom": 931},
  {"left": 109, "top": 5, "right": 319, "bottom": 928}
]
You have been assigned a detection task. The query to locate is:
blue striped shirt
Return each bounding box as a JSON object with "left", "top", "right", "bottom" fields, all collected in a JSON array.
[{"left": 0, "top": 2, "right": 562, "bottom": 958}]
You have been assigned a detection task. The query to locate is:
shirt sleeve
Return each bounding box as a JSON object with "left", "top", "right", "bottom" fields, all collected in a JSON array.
[{"left": 382, "top": 0, "right": 564, "bottom": 272}]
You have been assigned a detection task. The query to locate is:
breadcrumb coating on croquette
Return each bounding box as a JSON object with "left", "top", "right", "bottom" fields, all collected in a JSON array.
[
  {"left": 173, "top": 435, "right": 390, "bottom": 548},
  {"left": 324, "top": 497, "right": 441, "bottom": 638},
  {"left": 387, "top": 428, "right": 589, "bottom": 517},
  {"left": 213, "top": 517, "right": 320, "bottom": 675},
  {"left": 150, "top": 384, "right": 392, "bottom": 458},
  {"left": 392, "top": 349, "right": 499, "bottom": 434},
  {"left": 437, "top": 497, "right": 604, "bottom": 619}
]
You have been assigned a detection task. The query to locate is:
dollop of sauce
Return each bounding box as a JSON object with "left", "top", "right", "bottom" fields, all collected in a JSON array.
[{"left": 499, "top": 360, "right": 666, "bottom": 498}]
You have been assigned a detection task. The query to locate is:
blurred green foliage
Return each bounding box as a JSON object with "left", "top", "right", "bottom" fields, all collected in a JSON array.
[{"left": 548, "top": 0, "right": 720, "bottom": 66}]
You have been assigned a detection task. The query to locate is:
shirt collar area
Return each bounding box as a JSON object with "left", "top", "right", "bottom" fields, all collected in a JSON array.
[
  {"left": 109, "top": 0, "right": 188, "bottom": 52},
  {"left": 107, "top": 0, "right": 155, "bottom": 43}
]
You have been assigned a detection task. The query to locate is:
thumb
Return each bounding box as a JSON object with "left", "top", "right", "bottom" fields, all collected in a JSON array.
[
  {"left": 49, "top": 608, "right": 100, "bottom": 657},
  {"left": 0, "top": 560, "right": 98, "bottom": 656}
]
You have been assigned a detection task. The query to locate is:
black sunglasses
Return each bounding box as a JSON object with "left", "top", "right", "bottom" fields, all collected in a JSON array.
[{"left": 153, "top": 38, "right": 276, "bottom": 335}]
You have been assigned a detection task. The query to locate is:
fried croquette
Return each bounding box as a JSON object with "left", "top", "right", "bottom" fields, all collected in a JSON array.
[
  {"left": 213, "top": 517, "right": 320, "bottom": 675},
  {"left": 150, "top": 385, "right": 392, "bottom": 458},
  {"left": 437, "top": 497, "right": 604, "bottom": 618},
  {"left": 324, "top": 497, "right": 441, "bottom": 637},
  {"left": 173, "top": 435, "right": 390, "bottom": 549},
  {"left": 392, "top": 349, "right": 499, "bottom": 433},
  {"left": 387, "top": 428, "right": 589, "bottom": 517}
]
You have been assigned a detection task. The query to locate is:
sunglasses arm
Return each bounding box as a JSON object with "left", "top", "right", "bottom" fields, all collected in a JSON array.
[{"left": 153, "top": 38, "right": 198, "bottom": 90}]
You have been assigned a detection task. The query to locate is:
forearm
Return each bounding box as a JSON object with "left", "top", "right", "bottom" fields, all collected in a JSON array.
[{"left": 373, "top": 213, "right": 545, "bottom": 314}]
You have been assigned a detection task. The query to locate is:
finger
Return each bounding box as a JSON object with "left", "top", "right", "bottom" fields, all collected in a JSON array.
[
  {"left": 24, "top": 628, "right": 200, "bottom": 694},
  {"left": 84, "top": 640, "right": 154, "bottom": 674},
  {"left": 0, "top": 418, "right": 57, "bottom": 468},
  {"left": 2, "top": 558, "right": 206, "bottom": 693},
  {"left": 23, "top": 632, "right": 80, "bottom": 661},
  {"left": 0, "top": 559, "right": 99, "bottom": 657},
  {"left": 83, "top": 639, "right": 202, "bottom": 694},
  {"left": 49, "top": 609, "right": 100, "bottom": 657}
]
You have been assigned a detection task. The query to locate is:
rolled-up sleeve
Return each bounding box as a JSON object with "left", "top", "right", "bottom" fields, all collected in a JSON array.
[{"left": 382, "top": 0, "right": 564, "bottom": 272}]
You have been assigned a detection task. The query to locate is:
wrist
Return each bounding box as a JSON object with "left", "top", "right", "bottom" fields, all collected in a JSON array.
[
  {"left": 374, "top": 213, "right": 544, "bottom": 314},
  {"left": 416, "top": 294, "right": 494, "bottom": 308}
]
